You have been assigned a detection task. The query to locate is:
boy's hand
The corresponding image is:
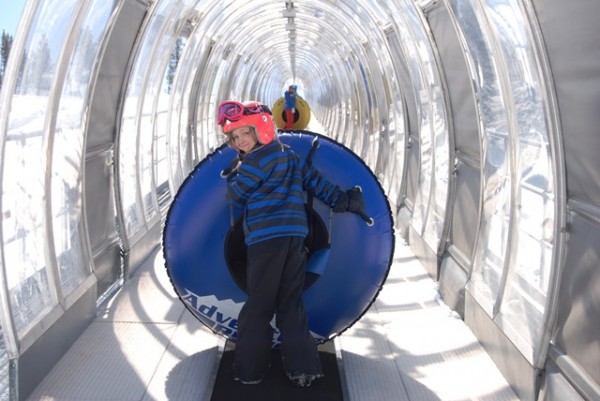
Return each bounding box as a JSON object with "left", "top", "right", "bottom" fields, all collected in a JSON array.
[
  {"left": 332, "top": 187, "right": 364, "bottom": 214},
  {"left": 346, "top": 187, "right": 365, "bottom": 214},
  {"left": 222, "top": 158, "right": 241, "bottom": 181}
]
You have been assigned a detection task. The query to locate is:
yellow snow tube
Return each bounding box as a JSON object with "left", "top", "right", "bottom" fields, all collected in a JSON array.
[{"left": 272, "top": 96, "right": 311, "bottom": 130}]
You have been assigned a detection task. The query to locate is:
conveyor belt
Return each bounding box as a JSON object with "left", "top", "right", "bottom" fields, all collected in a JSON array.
[{"left": 210, "top": 341, "right": 344, "bottom": 401}]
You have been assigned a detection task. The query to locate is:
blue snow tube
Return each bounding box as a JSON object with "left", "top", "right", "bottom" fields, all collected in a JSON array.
[{"left": 163, "top": 130, "right": 394, "bottom": 344}]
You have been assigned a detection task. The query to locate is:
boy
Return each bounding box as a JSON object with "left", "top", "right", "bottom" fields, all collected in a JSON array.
[
  {"left": 217, "top": 100, "right": 363, "bottom": 387},
  {"left": 283, "top": 85, "right": 297, "bottom": 129}
]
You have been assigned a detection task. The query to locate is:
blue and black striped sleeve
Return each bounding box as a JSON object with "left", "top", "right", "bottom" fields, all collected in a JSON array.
[
  {"left": 227, "top": 159, "right": 266, "bottom": 208},
  {"left": 298, "top": 156, "right": 345, "bottom": 209}
]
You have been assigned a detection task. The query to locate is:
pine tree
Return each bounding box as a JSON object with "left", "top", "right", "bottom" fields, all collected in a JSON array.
[
  {"left": 1, "top": 30, "right": 14, "bottom": 90},
  {"left": 166, "top": 37, "right": 184, "bottom": 94}
]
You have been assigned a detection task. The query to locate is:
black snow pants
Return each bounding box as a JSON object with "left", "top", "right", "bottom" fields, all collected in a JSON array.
[{"left": 232, "top": 236, "right": 323, "bottom": 382}]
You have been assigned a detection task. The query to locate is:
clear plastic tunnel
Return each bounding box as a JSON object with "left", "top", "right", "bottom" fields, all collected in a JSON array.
[{"left": 1, "top": 1, "right": 600, "bottom": 400}]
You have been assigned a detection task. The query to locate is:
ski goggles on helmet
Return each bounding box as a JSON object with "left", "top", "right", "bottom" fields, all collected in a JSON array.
[{"left": 217, "top": 100, "right": 272, "bottom": 126}]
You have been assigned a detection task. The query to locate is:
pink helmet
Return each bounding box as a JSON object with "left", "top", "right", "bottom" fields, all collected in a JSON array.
[{"left": 218, "top": 100, "right": 276, "bottom": 145}]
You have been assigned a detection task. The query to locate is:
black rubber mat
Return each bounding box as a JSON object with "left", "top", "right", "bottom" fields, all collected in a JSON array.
[{"left": 210, "top": 341, "right": 344, "bottom": 401}]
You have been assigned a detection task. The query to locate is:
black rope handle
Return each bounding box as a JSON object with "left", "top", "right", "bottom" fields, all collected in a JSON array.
[{"left": 352, "top": 185, "right": 374, "bottom": 226}]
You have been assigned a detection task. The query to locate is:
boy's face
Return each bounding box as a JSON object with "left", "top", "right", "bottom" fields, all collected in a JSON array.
[{"left": 230, "top": 125, "right": 258, "bottom": 153}]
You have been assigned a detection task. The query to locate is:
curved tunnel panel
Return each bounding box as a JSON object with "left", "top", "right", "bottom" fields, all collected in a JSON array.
[{"left": 163, "top": 131, "right": 395, "bottom": 344}]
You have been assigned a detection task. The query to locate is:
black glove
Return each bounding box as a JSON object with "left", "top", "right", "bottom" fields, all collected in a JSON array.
[
  {"left": 222, "top": 158, "right": 241, "bottom": 181},
  {"left": 346, "top": 187, "right": 365, "bottom": 214},
  {"left": 332, "top": 192, "right": 349, "bottom": 213},
  {"left": 332, "top": 187, "right": 365, "bottom": 214}
]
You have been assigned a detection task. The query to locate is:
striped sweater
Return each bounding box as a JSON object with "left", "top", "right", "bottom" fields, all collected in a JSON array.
[{"left": 227, "top": 141, "right": 344, "bottom": 245}]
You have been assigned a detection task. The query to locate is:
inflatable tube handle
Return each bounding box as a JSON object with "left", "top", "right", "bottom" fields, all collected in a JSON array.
[
  {"left": 353, "top": 185, "right": 374, "bottom": 226},
  {"left": 358, "top": 210, "right": 374, "bottom": 226}
]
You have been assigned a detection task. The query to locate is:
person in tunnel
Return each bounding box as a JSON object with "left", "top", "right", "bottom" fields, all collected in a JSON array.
[
  {"left": 283, "top": 84, "right": 297, "bottom": 129},
  {"left": 218, "top": 100, "right": 365, "bottom": 387}
]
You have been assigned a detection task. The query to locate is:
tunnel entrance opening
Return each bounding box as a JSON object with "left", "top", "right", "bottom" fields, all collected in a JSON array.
[{"left": 224, "top": 205, "right": 330, "bottom": 293}]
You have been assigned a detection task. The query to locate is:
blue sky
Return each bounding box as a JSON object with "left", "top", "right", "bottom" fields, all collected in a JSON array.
[{"left": 0, "top": 0, "right": 26, "bottom": 36}]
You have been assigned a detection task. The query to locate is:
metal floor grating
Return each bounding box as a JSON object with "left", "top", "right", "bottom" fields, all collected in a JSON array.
[{"left": 25, "top": 238, "right": 520, "bottom": 401}]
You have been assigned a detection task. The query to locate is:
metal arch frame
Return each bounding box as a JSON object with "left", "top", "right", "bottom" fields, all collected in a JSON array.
[
  {"left": 386, "top": 0, "right": 453, "bottom": 257},
  {"left": 518, "top": 0, "right": 567, "bottom": 371},
  {"left": 414, "top": 0, "right": 459, "bottom": 259},
  {"left": 115, "top": 0, "right": 184, "bottom": 249},
  {"left": 0, "top": 0, "right": 44, "bottom": 363},
  {"left": 112, "top": 0, "right": 162, "bottom": 255},
  {"left": 41, "top": 0, "right": 95, "bottom": 312},
  {"left": 443, "top": 0, "right": 566, "bottom": 373}
]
